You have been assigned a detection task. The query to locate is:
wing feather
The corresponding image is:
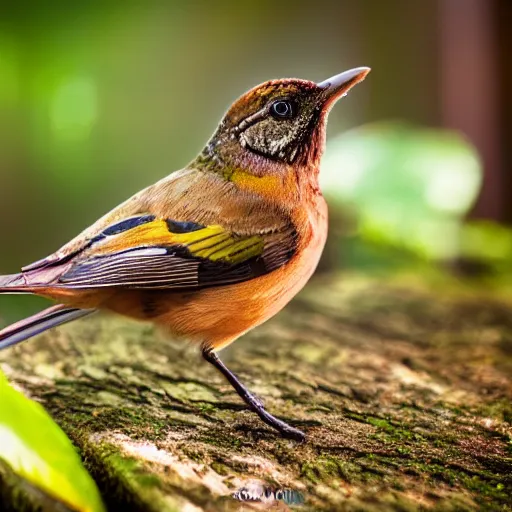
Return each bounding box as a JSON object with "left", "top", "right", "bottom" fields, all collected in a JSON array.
[{"left": 55, "top": 217, "right": 296, "bottom": 291}]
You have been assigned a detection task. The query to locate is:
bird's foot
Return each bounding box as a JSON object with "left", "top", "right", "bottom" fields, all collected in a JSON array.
[
  {"left": 203, "top": 349, "right": 306, "bottom": 442},
  {"left": 247, "top": 391, "right": 264, "bottom": 409}
]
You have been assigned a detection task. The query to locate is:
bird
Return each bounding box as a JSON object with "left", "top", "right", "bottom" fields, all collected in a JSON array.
[{"left": 0, "top": 67, "right": 370, "bottom": 441}]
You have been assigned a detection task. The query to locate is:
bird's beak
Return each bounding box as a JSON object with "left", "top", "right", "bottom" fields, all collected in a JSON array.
[{"left": 317, "top": 67, "right": 371, "bottom": 103}]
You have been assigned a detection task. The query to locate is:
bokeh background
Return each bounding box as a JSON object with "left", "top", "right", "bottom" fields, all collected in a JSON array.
[{"left": 1, "top": 0, "right": 511, "bottom": 323}]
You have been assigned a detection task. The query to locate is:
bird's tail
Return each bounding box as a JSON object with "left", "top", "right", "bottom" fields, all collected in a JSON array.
[
  {"left": 0, "top": 273, "right": 31, "bottom": 293},
  {"left": 0, "top": 304, "right": 96, "bottom": 351}
]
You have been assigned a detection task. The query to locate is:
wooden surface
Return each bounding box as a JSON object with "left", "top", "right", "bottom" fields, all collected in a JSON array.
[{"left": 0, "top": 272, "right": 511, "bottom": 511}]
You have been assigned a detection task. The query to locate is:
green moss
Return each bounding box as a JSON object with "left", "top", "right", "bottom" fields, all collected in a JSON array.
[
  {"left": 198, "top": 432, "right": 243, "bottom": 450},
  {"left": 398, "top": 460, "right": 511, "bottom": 508},
  {"left": 301, "top": 456, "right": 362, "bottom": 485},
  {"left": 181, "top": 448, "right": 206, "bottom": 465},
  {"left": 476, "top": 398, "right": 512, "bottom": 425},
  {"left": 210, "top": 462, "right": 230, "bottom": 476},
  {"left": 196, "top": 402, "right": 216, "bottom": 414},
  {"left": 366, "top": 416, "right": 394, "bottom": 430}
]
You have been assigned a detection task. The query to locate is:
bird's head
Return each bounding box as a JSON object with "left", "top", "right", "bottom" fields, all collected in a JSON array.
[{"left": 201, "top": 67, "right": 370, "bottom": 182}]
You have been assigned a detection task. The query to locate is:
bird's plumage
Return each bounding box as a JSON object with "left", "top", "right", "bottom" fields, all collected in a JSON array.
[
  {"left": 2, "top": 166, "right": 321, "bottom": 349},
  {"left": 0, "top": 305, "right": 95, "bottom": 351},
  {"left": 0, "top": 67, "right": 370, "bottom": 439}
]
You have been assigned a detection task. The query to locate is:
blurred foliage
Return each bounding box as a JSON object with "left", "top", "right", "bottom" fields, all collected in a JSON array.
[
  {"left": 460, "top": 220, "right": 512, "bottom": 264},
  {"left": 321, "top": 122, "right": 482, "bottom": 260},
  {"left": 0, "top": 370, "right": 105, "bottom": 512}
]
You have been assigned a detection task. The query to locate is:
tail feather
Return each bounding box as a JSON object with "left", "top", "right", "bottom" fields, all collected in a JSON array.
[
  {"left": 0, "top": 273, "right": 27, "bottom": 292},
  {"left": 0, "top": 305, "right": 96, "bottom": 351}
]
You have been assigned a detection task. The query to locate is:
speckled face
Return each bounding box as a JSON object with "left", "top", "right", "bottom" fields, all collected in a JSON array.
[
  {"left": 228, "top": 81, "right": 323, "bottom": 164},
  {"left": 205, "top": 69, "right": 370, "bottom": 170}
]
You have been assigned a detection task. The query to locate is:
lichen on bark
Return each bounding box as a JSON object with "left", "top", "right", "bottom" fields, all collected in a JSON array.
[{"left": 0, "top": 272, "right": 511, "bottom": 511}]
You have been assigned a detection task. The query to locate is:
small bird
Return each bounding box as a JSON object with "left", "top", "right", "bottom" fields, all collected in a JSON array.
[{"left": 0, "top": 67, "right": 370, "bottom": 441}]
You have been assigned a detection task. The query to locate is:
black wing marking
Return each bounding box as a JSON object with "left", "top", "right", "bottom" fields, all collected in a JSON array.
[
  {"left": 59, "top": 248, "right": 200, "bottom": 289},
  {"left": 56, "top": 217, "right": 297, "bottom": 291}
]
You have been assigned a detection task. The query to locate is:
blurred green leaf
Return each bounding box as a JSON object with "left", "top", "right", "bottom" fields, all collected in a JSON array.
[
  {"left": 0, "top": 371, "right": 105, "bottom": 512},
  {"left": 321, "top": 122, "right": 483, "bottom": 260},
  {"left": 461, "top": 220, "right": 512, "bottom": 263}
]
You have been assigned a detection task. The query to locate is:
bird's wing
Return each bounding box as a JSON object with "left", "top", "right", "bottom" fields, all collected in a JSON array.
[
  {"left": 19, "top": 168, "right": 298, "bottom": 291},
  {"left": 53, "top": 215, "right": 296, "bottom": 290}
]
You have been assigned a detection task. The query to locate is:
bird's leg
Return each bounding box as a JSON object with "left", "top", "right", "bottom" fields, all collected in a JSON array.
[{"left": 202, "top": 348, "right": 305, "bottom": 442}]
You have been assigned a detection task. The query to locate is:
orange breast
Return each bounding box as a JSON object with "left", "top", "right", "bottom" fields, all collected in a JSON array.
[{"left": 105, "top": 198, "right": 328, "bottom": 350}]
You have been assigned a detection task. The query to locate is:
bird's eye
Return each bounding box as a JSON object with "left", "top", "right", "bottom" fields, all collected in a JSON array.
[{"left": 270, "top": 100, "right": 295, "bottom": 119}]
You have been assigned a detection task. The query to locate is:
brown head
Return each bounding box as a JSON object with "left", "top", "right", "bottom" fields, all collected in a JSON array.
[{"left": 199, "top": 67, "right": 370, "bottom": 186}]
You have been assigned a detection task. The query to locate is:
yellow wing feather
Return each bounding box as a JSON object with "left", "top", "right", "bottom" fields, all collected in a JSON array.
[{"left": 89, "top": 220, "right": 264, "bottom": 264}]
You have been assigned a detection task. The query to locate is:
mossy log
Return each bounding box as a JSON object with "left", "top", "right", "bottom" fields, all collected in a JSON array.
[{"left": 0, "top": 273, "right": 511, "bottom": 511}]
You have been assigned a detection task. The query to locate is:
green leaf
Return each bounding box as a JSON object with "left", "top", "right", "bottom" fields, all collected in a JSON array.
[
  {"left": 321, "top": 122, "right": 483, "bottom": 260},
  {"left": 0, "top": 371, "right": 105, "bottom": 512}
]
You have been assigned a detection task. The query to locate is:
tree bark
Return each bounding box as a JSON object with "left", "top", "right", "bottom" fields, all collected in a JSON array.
[{"left": 0, "top": 272, "right": 511, "bottom": 511}]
